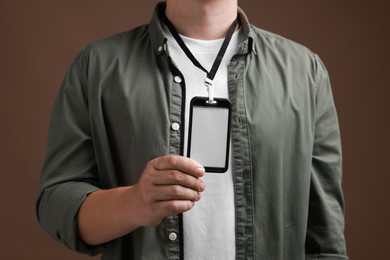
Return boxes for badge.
[187,97,231,173]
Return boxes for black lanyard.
[163,13,239,103]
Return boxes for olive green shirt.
[36,2,347,259]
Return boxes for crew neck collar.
[163,25,245,53]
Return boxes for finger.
[156,200,195,216]
[151,155,205,178]
[151,184,201,202]
[152,170,205,192]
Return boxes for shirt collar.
[148,2,167,55]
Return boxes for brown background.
[0,0,389,259]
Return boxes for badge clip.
[204,78,217,104]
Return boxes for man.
[36,0,348,259]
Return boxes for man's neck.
[165,0,238,40]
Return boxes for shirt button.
[157,46,163,52]
[168,232,177,241]
[171,122,180,131]
[174,76,182,83]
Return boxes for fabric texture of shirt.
[36,2,348,260]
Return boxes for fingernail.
[196,167,205,177]
[199,180,206,192]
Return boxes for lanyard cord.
[163,13,239,82]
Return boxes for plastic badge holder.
[187,97,231,173]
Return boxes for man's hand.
[78,155,204,245]
[127,155,206,227]
[78,155,205,246]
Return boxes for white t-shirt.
[164,26,245,260]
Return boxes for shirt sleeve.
[35,49,107,255]
[305,55,348,259]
